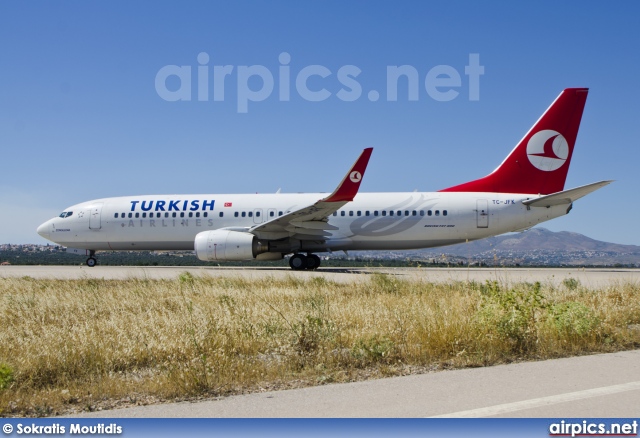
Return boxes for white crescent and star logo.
[349,171,362,183]
[526,129,569,172]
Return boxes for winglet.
[322,148,373,203]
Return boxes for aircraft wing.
[249,148,373,239]
[522,180,613,208]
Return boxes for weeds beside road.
[1,273,639,417]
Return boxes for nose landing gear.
[289,253,322,270]
[86,250,97,267]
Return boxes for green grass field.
[1,274,639,416]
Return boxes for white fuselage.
[37,191,568,253]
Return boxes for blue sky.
[2,1,639,245]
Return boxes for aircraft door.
[89,203,103,230]
[476,199,489,228]
[253,209,263,224]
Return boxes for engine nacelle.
[194,230,270,261]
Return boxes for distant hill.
[346,228,640,267]
[428,227,639,254]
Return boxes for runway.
[2,265,639,287]
[74,349,640,417]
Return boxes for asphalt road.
[74,349,640,418]
[2,265,640,287]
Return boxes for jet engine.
[194,230,276,261]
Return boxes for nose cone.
[37,220,52,239]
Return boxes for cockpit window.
[58,211,73,218]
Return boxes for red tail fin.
[440,88,589,195]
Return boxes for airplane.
[37,88,612,270]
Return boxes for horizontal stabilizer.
[522,180,613,208]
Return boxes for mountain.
[432,228,639,254]
[346,228,640,266]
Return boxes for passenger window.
[428,210,432,216]
[412,211,417,216]
[365,211,370,216]
[270,211,274,217]
[333,212,337,216]
[164,212,169,218]
[256,211,260,217]
[397,211,402,216]
[435,210,440,216]
[128,213,133,218]
[172,212,177,218]
[420,211,425,216]
[443,210,447,216]
[219,212,224,217]
[374,211,379,216]
[279,211,283,216]
[357,211,361,216]
[382,211,387,216]
[349,211,353,216]
[389,211,394,216]
[241,212,246,217]
[204,212,208,218]
[114,213,118,218]
[341,211,345,216]
[405,211,409,216]
[196,212,200,218]
[180,212,185,218]
[234,212,239,217]
[248,212,253,217]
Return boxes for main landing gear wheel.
[289,253,308,270]
[306,254,321,270]
[289,253,322,270]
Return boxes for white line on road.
[430,381,640,418]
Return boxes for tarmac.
[74,349,640,418]
[2,265,639,288]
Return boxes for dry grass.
[1,273,639,417]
